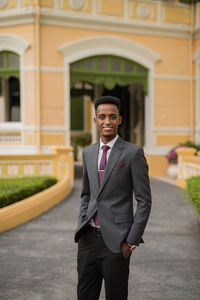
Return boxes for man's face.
[94,103,122,142]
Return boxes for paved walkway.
[0,167,200,300]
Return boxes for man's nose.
[104,117,111,124]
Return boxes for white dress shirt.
[98,135,119,170]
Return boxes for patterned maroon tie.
[93,145,110,226]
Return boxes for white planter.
[167,164,178,179]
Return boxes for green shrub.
[186,176,200,216]
[0,176,57,208]
[72,132,92,147]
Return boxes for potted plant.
[165,146,182,179]
[165,141,200,179]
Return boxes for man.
[74,96,152,300]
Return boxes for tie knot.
[102,145,110,153]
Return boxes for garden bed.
[0,176,57,209]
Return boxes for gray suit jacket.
[74,137,152,253]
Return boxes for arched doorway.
[70,55,148,146]
[59,35,161,148]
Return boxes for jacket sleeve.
[126,148,152,246]
[77,150,90,228]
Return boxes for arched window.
[0,51,20,122]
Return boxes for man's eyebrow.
[99,113,117,116]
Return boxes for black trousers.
[77,226,130,300]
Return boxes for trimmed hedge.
[0,176,57,209]
[186,176,200,216]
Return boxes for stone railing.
[0,146,74,182]
[0,146,74,233]
[176,147,200,188]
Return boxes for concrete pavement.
[0,166,200,300]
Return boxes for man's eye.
[110,115,117,120]
[99,115,105,120]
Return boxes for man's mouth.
[103,127,113,131]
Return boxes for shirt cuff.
[127,243,137,250]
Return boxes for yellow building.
[0,0,199,176]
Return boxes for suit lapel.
[97,137,124,197]
[90,142,99,192]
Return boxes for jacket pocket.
[114,213,133,224]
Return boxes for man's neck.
[100,135,118,145]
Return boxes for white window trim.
[0,34,30,146]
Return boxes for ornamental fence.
[0,146,74,182]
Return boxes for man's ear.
[93,117,97,125]
[119,116,122,125]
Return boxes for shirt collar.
[99,135,119,150]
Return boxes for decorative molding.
[92,0,96,15]
[158,1,162,23]
[0,146,37,155]
[193,48,200,62]
[0,34,30,55]
[69,0,84,10]
[41,125,66,131]
[40,9,190,39]
[0,4,196,38]
[23,66,65,72]
[0,0,9,9]
[137,4,150,19]
[0,6,192,38]
[0,7,36,27]
[194,27,200,39]
[0,124,67,131]
[153,127,190,133]
[23,125,36,130]
[195,3,200,27]
[154,74,191,81]
[124,0,128,20]
[40,66,65,72]
[41,146,52,154]
[59,35,161,69]
[144,145,172,156]
[23,66,36,72]
[0,122,23,129]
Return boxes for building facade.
[0,0,199,176]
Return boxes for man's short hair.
[94,96,121,113]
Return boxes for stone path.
[0,167,200,300]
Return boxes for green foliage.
[72,132,92,147]
[179,0,200,3]
[0,176,57,208]
[183,140,200,152]
[186,176,200,216]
